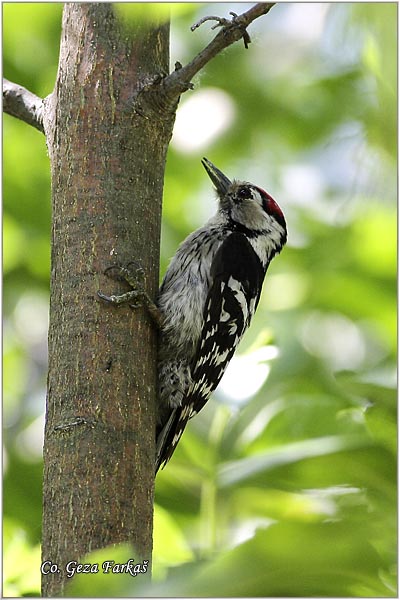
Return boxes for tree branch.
[162,3,275,101]
[3,78,44,133]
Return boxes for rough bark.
[41,4,175,596]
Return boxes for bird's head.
[202,157,287,248]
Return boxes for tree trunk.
[41,4,175,596]
[1,3,272,595]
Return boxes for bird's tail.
[155,406,190,473]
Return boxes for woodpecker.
[155,158,287,471]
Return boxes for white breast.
[159,224,226,354]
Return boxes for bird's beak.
[202,157,231,196]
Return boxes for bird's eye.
[238,187,251,199]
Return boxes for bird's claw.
[98,262,164,329]
[98,262,146,309]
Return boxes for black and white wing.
[156,232,265,471]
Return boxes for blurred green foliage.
[3,3,396,597]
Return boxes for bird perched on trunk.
[98,158,287,472]
[155,158,287,471]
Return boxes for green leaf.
[66,544,149,598]
[149,523,393,597]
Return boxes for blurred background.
[3,3,396,597]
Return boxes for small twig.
[191,12,252,48]
[160,3,275,103]
[3,78,45,133]
[190,15,231,31]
